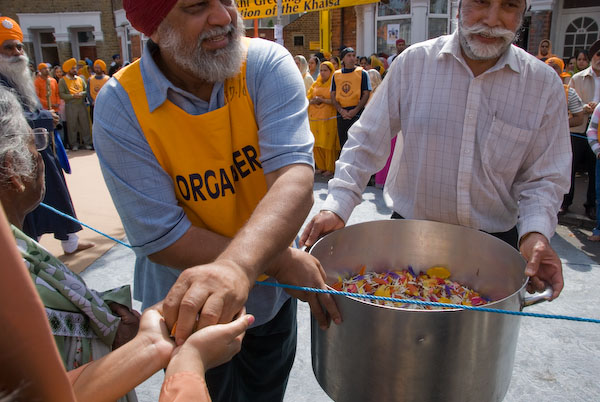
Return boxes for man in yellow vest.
[59,58,92,150]
[93,0,341,400]
[87,59,109,123]
[331,47,371,148]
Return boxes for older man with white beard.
[0,16,95,256]
[301,0,571,300]
[93,0,341,400]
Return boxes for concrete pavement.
[80,177,600,402]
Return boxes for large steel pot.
[309,219,550,402]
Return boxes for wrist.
[137,332,174,370]
[519,231,546,249]
[264,247,292,279]
[165,344,206,380]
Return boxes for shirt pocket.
[481,116,533,176]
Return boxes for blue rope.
[255,281,600,324]
[39,202,133,249]
[38,202,600,324]
[571,133,590,140]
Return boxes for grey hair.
[367,69,382,92]
[294,55,309,76]
[0,87,35,185]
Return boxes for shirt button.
[465,149,470,154]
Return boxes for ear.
[2,153,25,192]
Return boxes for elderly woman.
[307,61,339,177]
[0,88,139,400]
[294,55,314,94]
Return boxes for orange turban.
[0,17,23,44]
[545,57,564,72]
[93,59,106,73]
[545,57,571,78]
[62,58,77,73]
[37,63,48,71]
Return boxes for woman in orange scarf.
[307,61,339,177]
[536,39,556,62]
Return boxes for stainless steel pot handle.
[522,286,553,307]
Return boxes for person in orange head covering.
[87,59,109,123]
[59,57,93,150]
[34,62,61,110]
[307,61,339,177]
[77,59,90,80]
[536,39,556,62]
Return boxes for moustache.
[199,24,236,42]
[0,54,29,64]
[461,23,515,42]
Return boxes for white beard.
[458,13,518,61]
[157,13,245,83]
[0,53,40,111]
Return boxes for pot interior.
[310,219,527,306]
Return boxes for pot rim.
[324,268,529,313]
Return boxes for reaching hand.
[109,302,141,349]
[136,306,176,369]
[162,260,253,345]
[268,248,342,329]
[519,232,564,300]
[166,311,254,378]
[299,210,345,248]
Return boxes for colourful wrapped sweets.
[331,265,490,309]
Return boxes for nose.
[207,0,233,27]
[481,2,502,27]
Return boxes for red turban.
[123,0,179,37]
[396,39,405,45]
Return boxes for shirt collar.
[139,40,208,113]
[439,30,521,76]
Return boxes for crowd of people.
[535,39,600,241]
[1,0,600,399]
[295,37,406,184]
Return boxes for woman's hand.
[165,312,254,379]
[136,305,177,369]
[109,302,141,349]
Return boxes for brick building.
[2,0,124,68]
[283,12,320,59]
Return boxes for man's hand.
[50,110,60,127]
[519,232,564,300]
[583,102,598,114]
[109,302,141,349]
[267,248,341,329]
[162,260,253,345]
[299,210,345,248]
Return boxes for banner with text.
[237,0,379,19]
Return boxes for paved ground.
[80,176,600,401]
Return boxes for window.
[376,19,411,55]
[72,28,97,61]
[378,0,410,16]
[38,31,59,66]
[563,17,599,58]
[428,0,450,39]
[294,35,304,46]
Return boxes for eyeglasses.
[32,128,50,151]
